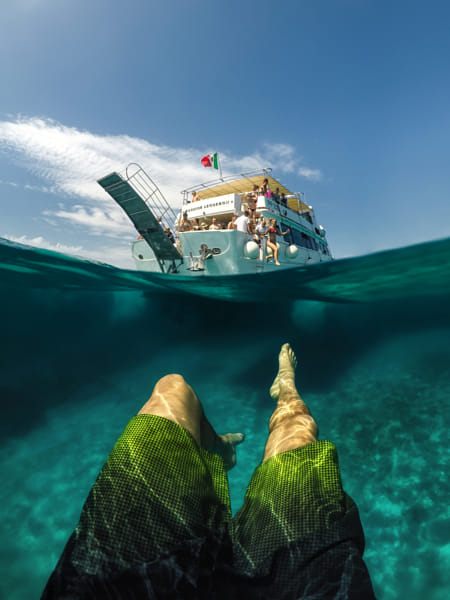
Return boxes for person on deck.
[164,226,175,244]
[178,212,192,232]
[227,214,238,230]
[209,217,222,230]
[42,343,375,600]
[265,218,290,265]
[259,177,269,196]
[246,185,258,218]
[235,210,251,234]
[256,217,268,243]
[273,188,281,203]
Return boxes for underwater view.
[1,236,449,599]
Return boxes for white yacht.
[98,164,332,277]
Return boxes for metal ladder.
[98,164,182,273]
[124,163,178,232]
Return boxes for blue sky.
[1,0,449,267]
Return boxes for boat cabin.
[178,170,331,258]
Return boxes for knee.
[158,373,187,388]
[152,373,198,405]
[269,404,317,436]
[140,373,201,417]
[153,373,192,397]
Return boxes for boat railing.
[256,196,315,229]
[124,163,179,233]
[181,167,273,203]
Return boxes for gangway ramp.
[98,164,182,273]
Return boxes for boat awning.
[186,173,309,212]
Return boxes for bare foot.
[269,343,298,400]
[215,432,245,470]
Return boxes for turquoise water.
[1,236,449,599]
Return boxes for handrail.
[123,163,179,234]
[181,168,272,195]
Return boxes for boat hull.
[132,230,331,276]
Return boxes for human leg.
[232,345,374,598]
[263,343,318,460]
[201,415,245,470]
[138,373,203,442]
[43,374,243,599]
[273,244,280,265]
[266,240,276,262]
[266,240,281,265]
[139,373,244,469]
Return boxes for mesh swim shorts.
[42,414,375,599]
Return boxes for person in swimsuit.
[265,218,290,265]
[259,177,269,195]
[42,344,375,600]
[246,185,259,218]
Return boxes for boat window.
[300,232,313,249]
[280,223,293,244]
[292,230,305,247]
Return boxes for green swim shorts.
[42,414,375,599]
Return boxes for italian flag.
[201,152,218,169]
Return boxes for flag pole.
[217,152,223,179]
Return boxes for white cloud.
[261,143,298,173]
[0,115,323,241]
[42,205,131,237]
[298,166,322,181]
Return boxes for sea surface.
[1,236,449,600]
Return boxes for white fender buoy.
[286,244,299,258]
[244,240,260,259]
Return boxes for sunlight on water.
[0,237,449,599]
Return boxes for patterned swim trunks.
[42,415,375,599]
